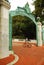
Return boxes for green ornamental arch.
[9,3,37,50]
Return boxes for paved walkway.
[0,54,15,65]
[12,42,44,65]
[0,51,19,65]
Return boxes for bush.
[13,35,25,39]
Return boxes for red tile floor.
[13,42,44,65]
[0,54,15,65]
[0,42,44,65]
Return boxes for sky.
[9,0,35,12]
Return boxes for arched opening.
[9,3,37,50]
[12,15,36,40]
[9,13,37,50]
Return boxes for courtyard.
[13,41,44,65]
[0,41,44,65]
[0,0,44,65]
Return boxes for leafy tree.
[33,0,44,23]
[12,15,36,39]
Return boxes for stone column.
[0,0,10,59]
[42,25,44,43]
[37,22,42,46]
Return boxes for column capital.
[0,0,11,9]
[37,22,42,26]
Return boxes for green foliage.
[12,15,36,39]
[33,0,44,22]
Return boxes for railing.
[12,39,37,43]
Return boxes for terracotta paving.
[12,42,44,65]
[0,54,15,65]
[0,42,44,65]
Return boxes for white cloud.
[9,0,35,12]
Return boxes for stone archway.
[9,3,42,50]
[0,1,43,59]
[0,0,44,59]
